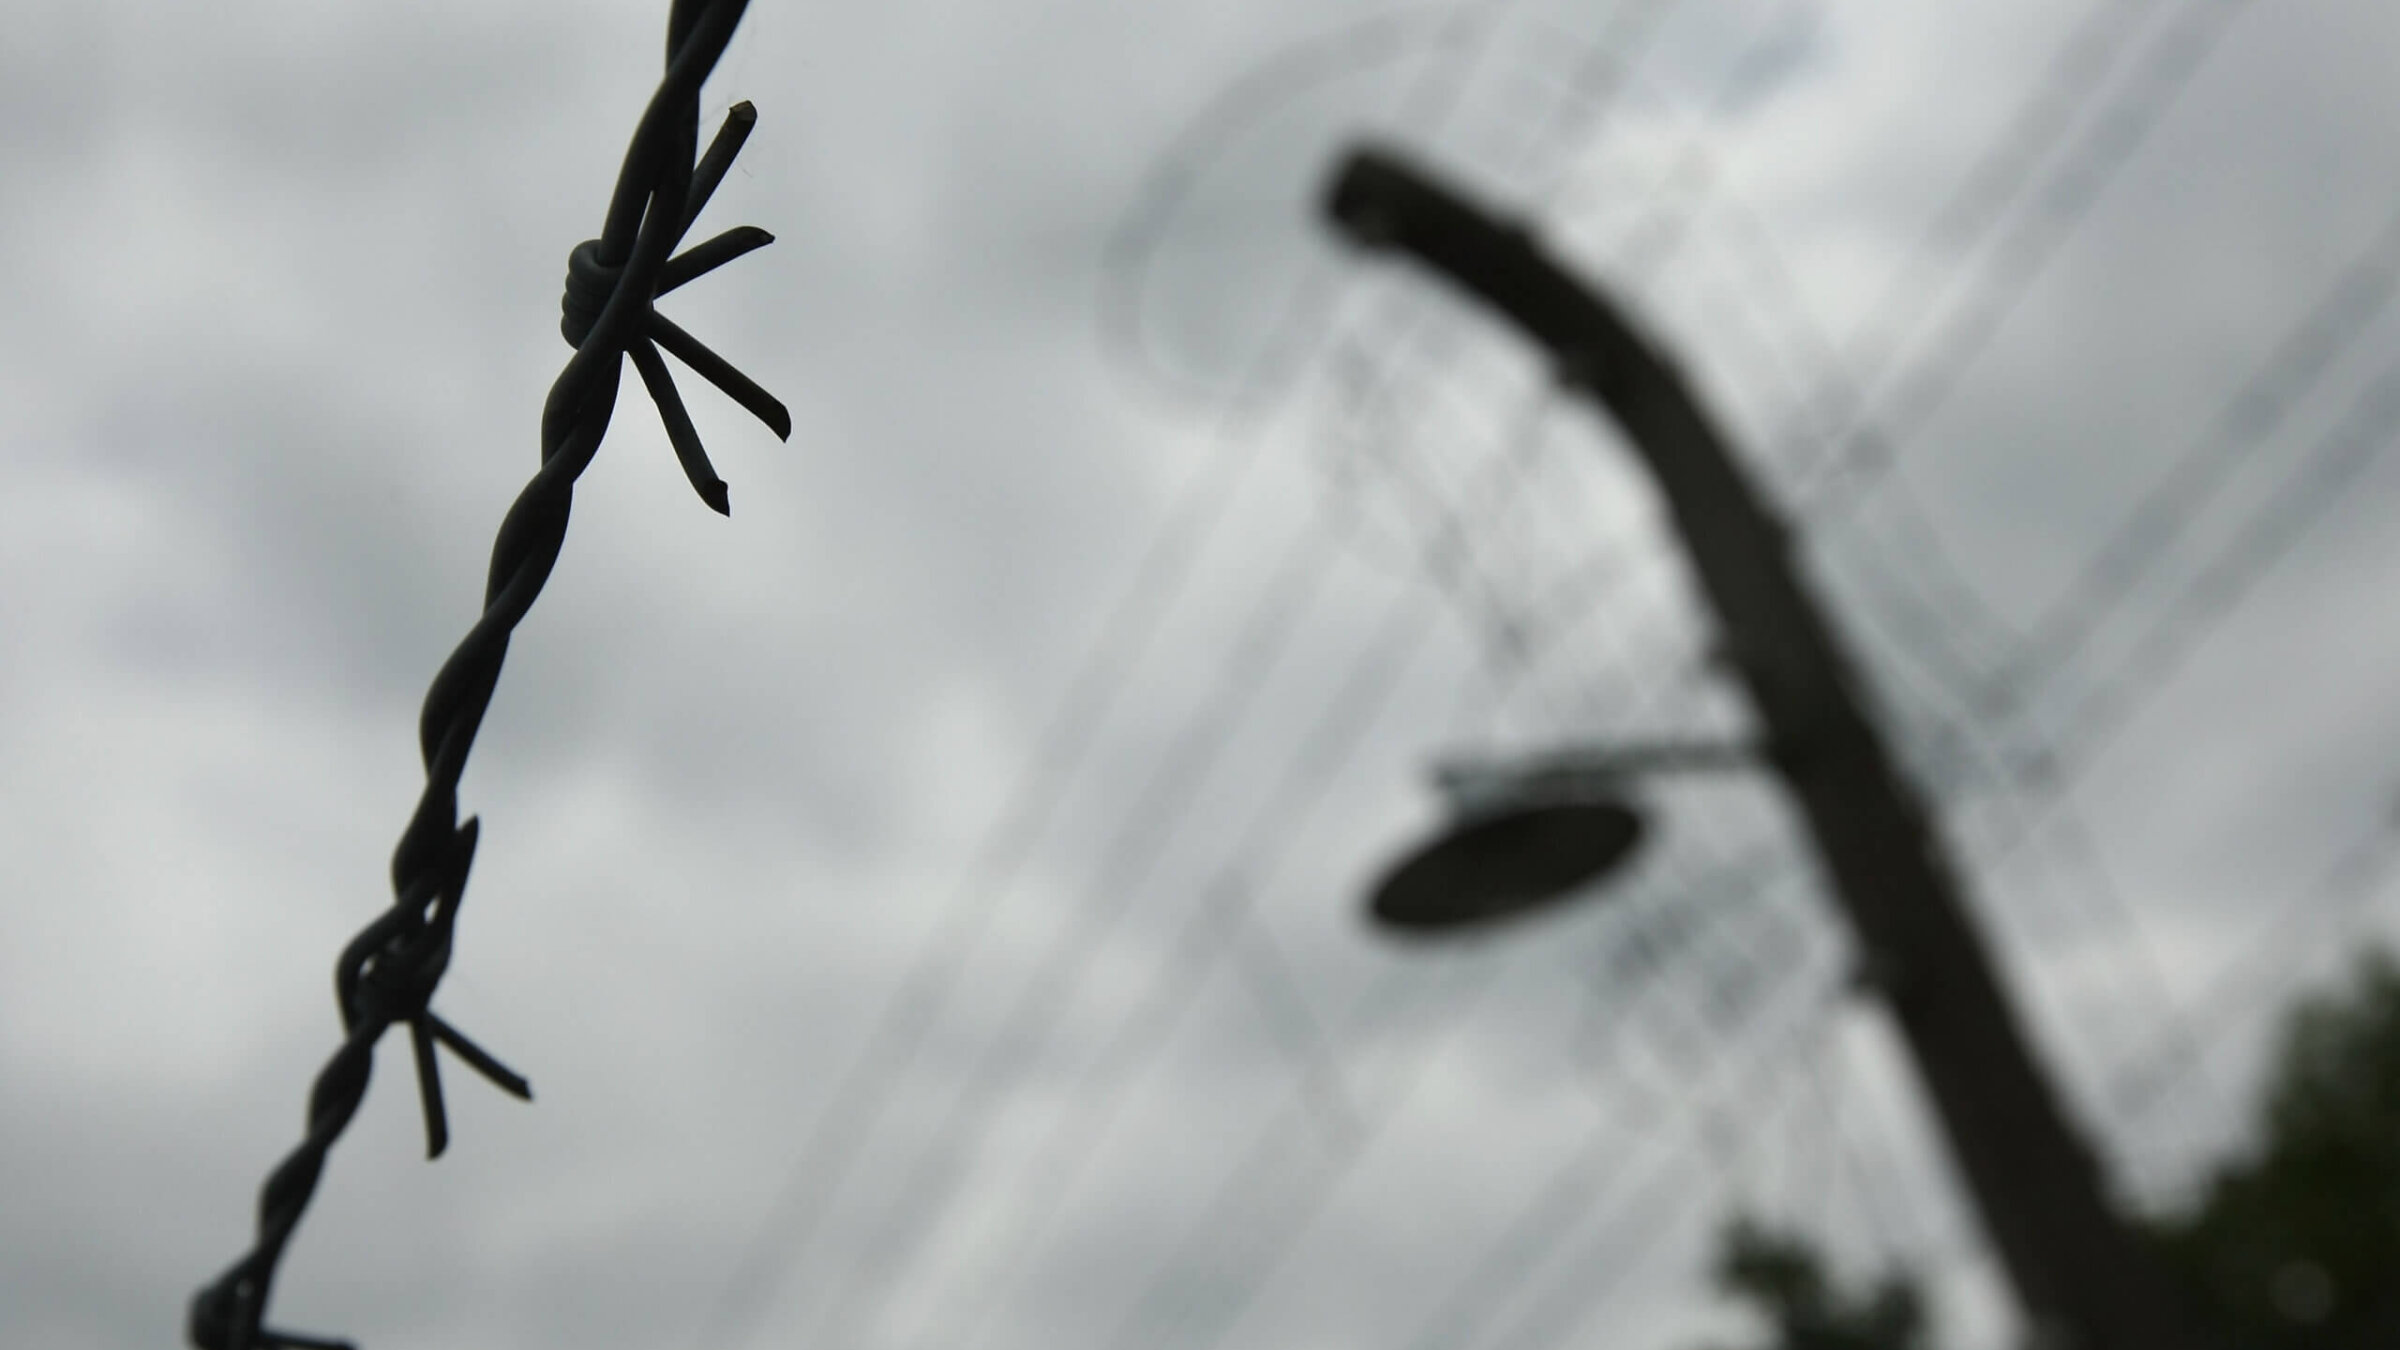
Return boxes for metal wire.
[187,4,783,1346]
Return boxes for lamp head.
[1366,798,1646,938]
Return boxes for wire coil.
[187,3,782,1346]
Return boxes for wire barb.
[561,98,790,515]
[187,3,773,1345]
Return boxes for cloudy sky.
[7,1,2400,1347]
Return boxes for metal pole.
[1430,739,1756,809]
[1322,143,2204,1350]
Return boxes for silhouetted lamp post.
[1324,142,2207,1350]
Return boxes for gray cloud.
[6,2,2400,1350]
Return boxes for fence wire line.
[1792,0,2254,507]
[1319,3,2195,1101]
[1107,847,1808,1350]
[921,382,1752,1350]
[690,8,1645,1346]
[1291,1,2358,1338]
[1257,4,2223,1329]
[1524,0,2227,743]
[864,11,1730,1343]
[1510,0,2330,1112]
[1099,0,1514,416]
[1988,205,2400,721]
[188,3,783,1346]
[1395,971,1846,1350]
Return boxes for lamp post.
[1326,143,2204,1350]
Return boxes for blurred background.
[4,0,2398,1346]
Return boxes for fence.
[186,3,783,1345]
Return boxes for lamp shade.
[1367,799,1645,936]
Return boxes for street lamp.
[1321,140,2210,1350]
[1366,742,1754,936]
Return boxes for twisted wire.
[1991,202,2400,720]
[188,4,784,1346]
[1791,0,2254,506]
[695,13,1600,1345]
[1390,968,1844,1350]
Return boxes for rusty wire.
[187,3,784,1346]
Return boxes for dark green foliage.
[1688,950,2400,1350]
[2149,951,2400,1349]
[1693,1217,1926,1350]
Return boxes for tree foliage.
[2148,950,2400,1348]
[1692,1217,1925,1350]
[1687,950,2400,1350]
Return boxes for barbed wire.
[2105,789,2400,1126]
[1979,201,2400,728]
[1106,0,2380,1341]
[1791,0,2256,506]
[1394,968,1846,1350]
[1230,4,2253,1336]
[1099,847,1810,1350]
[910,383,1745,1350]
[688,12,1648,1346]
[1289,0,2186,1087]
[186,4,783,1346]
[841,12,1749,1342]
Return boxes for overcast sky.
[7,2,2400,1348]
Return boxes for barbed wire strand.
[1276,0,2227,1325]
[1267,4,2257,1238]
[1397,971,1845,1350]
[1324,5,2352,1335]
[817,528,1459,1350]
[1487,0,2242,1082]
[2107,788,2400,1126]
[1987,201,2400,721]
[684,278,1356,1350]
[2044,359,2400,763]
[840,0,2227,1335]
[1855,793,2400,1304]
[984,284,1812,1350]
[758,9,1704,1344]
[1496,0,2160,735]
[1903,281,2400,817]
[1821,194,2400,1134]
[1794,0,2255,505]
[790,280,1583,1350]
[866,15,1765,1344]
[186,3,784,1347]
[1099,1,1512,414]
[1111,845,1805,1350]
[1806,0,2171,446]
[1506,0,2062,698]
[1382,58,2191,1115]
[1423,23,2022,770]
[1803,348,2400,1221]
[922,389,1734,1350]
[1593,0,2226,738]
[1032,835,1785,1350]
[1058,387,1782,1344]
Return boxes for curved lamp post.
[1323,142,2207,1350]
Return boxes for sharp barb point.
[427,1014,533,1100]
[650,312,789,440]
[410,1019,450,1160]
